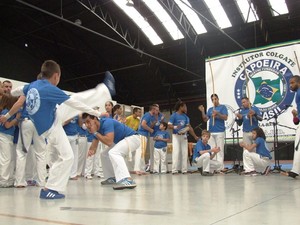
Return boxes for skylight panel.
[174,0,207,34]
[268,0,289,16]
[113,0,163,45]
[235,0,258,23]
[203,0,232,29]
[142,0,184,40]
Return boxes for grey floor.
[0,171,300,225]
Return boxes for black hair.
[160,121,168,130]
[252,127,266,140]
[82,113,96,120]
[174,100,186,111]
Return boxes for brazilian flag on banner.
[252,77,281,104]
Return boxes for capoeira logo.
[26,88,41,115]
[234,56,295,120]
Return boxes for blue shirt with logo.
[255,137,272,159]
[150,113,165,137]
[137,112,155,137]
[154,130,170,148]
[207,105,228,132]
[98,117,135,144]
[239,105,262,132]
[23,79,70,135]
[193,140,211,161]
[169,112,190,134]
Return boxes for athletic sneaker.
[27,180,37,186]
[85,175,93,180]
[202,172,214,176]
[113,178,137,190]
[40,189,65,199]
[103,71,116,96]
[101,177,116,185]
[261,166,271,176]
[288,171,299,179]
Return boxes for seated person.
[193,130,222,176]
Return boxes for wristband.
[4,112,11,120]
[93,132,99,137]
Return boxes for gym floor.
[0,163,299,225]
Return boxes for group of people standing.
[1,60,300,199]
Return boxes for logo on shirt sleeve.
[26,88,41,115]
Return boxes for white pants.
[0,133,14,187]
[196,153,222,173]
[85,142,99,177]
[77,136,87,176]
[172,134,188,173]
[25,145,37,181]
[153,147,167,173]
[44,82,111,191]
[68,135,79,179]
[148,136,155,171]
[93,143,103,177]
[108,135,140,182]
[14,119,47,187]
[56,83,111,123]
[243,150,271,173]
[292,126,300,174]
[134,135,147,172]
[243,131,255,151]
[208,132,225,170]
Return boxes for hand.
[239,142,244,148]
[292,109,298,117]
[212,110,219,117]
[198,105,205,112]
[149,128,154,134]
[0,115,7,124]
[212,147,220,153]
[88,148,96,157]
[248,109,255,116]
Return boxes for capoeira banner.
[205,40,300,142]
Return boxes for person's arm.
[213,110,228,121]
[4,112,21,128]
[0,95,25,123]
[249,108,263,121]
[187,125,199,141]
[10,86,25,97]
[93,132,114,147]
[141,119,154,134]
[198,105,209,122]
[87,139,99,157]
[64,97,101,117]
[239,142,257,151]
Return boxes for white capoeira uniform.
[98,118,140,182]
[14,114,47,187]
[22,80,111,192]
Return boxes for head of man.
[210,94,219,107]
[175,100,187,114]
[289,75,300,92]
[201,130,211,144]
[241,97,251,109]
[2,80,12,94]
[82,113,100,133]
[40,60,61,86]
[133,107,142,118]
[149,104,159,116]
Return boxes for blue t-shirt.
[169,112,190,134]
[137,112,155,137]
[0,109,16,136]
[98,118,135,144]
[154,130,170,148]
[87,132,95,142]
[255,137,272,159]
[77,125,87,136]
[239,105,262,132]
[193,140,211,161]
[207,105,228,132]
[23,79,70,135]
[63,116,79,136]
[150,113,165,137]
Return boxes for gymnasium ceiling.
[1,0,300,108]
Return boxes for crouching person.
[193,130,222,176]
[82,113,140,190]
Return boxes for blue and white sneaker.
[103,71,116,96]
[40,189,65,199]
[101,177,116,185]
[113,178,137,190]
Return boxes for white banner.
[205,40,300,142]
